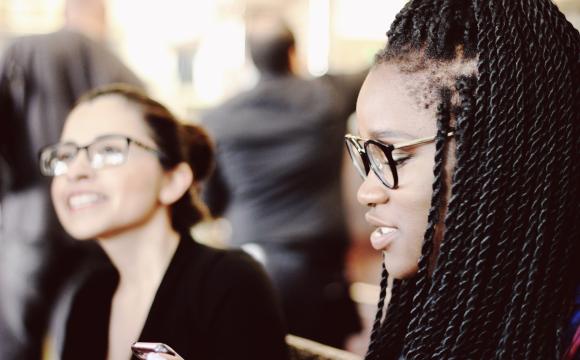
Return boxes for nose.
[357,171,389,207]
[65,149,95,181]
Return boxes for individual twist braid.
[404,88,453,359]
[364,260,389,360]
[401,86,458,357]
[522,4,575,357]
[539,17,580,357]
[375,279,416,360]
[405,3,483,356]
[494,2,548,356]
[426,5,494,356]
[432,75,478,359]
[508,0,563,355]
[449,1,517,356]
[470,1,530,356]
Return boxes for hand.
[145,353,184,360]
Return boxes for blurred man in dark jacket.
[202,15,366,348]
[0,11,142,358]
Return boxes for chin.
[65,229,99,241]
[60,221,104,240]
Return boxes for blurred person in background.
[0,0,142,358]
[202,14,365,348]
[40,84,288,360]
[346,0,579,359]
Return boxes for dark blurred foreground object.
[0,29,142,360]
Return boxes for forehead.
[356,63,438,140]
[61,95,150,143]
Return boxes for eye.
[392,151,412,166]
[93,140,126,157]
[101,145,123,154]
[55,148,76,162]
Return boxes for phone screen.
[131,342,176,359]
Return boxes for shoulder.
[184,242,278,317]
[180,240,266,283]
[200,90,255,125]
[182,243,289,359]
[197,244,269,288]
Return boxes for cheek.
[397,156,436,224]
[50,178,67,220]
[396,158,434,245]
[112,166,163,214]
[390,156,435,274]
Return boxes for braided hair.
[366,1,580,359]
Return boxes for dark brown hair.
[245,14,295,75]
[77,83,214,235]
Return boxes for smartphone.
[131,342,177,359]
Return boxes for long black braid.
[365,0,580,359]
[403,88,455,359]
[365,260,389,360]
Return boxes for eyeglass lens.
[366,143,395,187]
[41,136,129,176]
[345,140,367,179]
[345,140,396,188]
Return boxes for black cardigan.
[53,237,289,360]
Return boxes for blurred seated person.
[39,84,289,360]
[201,14,366,348]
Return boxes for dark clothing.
[0,29,142,359]
[261,232,361,347]
[50,237,289,360]
[202,71,366,346]
[203,73,364,247]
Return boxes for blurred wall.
[1,0,577,120]
[0,0,394,118]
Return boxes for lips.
[370,226,398,250]
[67,192,106,211]
[365,213,398,251]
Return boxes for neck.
[97,209,180,289]
[260,69,292,81]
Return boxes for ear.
[288,45,298,74]
[159,162,194,205]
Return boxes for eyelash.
[393,154,412,166]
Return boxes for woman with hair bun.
[40,84,289,360]
[346,0,579,359]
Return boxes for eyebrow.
[367,129,416,141]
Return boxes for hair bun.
[180,123,215,182]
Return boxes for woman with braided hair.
[345,0,579,359]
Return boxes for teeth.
[378,227,397,235]
[68,193,103,209]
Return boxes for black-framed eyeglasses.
[39,134,163,177]
[344,132,454,189]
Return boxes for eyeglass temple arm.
[392,131,454,149]
[128,138,162,155]
[345,134,363,141]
